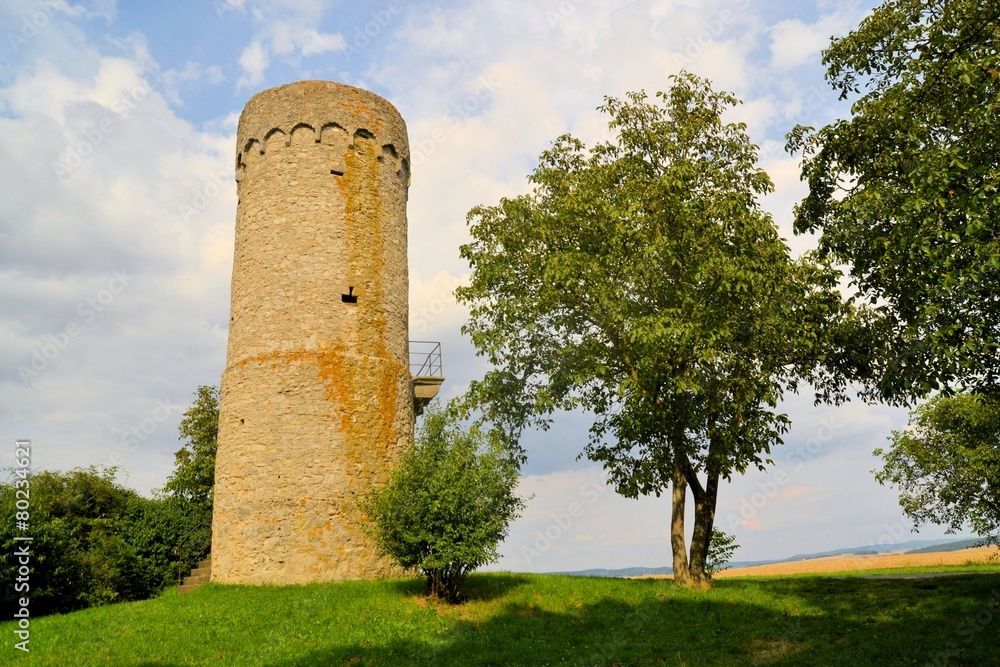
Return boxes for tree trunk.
[688,467,720,589]
[670,458,692,586]
[426,567,467,604]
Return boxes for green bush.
[706,529,739,576]
[0,386,218,617]
[123,494,212,591]
[0,467,209,617]
[361,403,526,603]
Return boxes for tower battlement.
[234,80,410,186]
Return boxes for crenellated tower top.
[235,80,410,187]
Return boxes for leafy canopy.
[162,385,219,507]
[788,0,1000,401]
[875,392,1000,543]
[458,73,854,498]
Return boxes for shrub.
[361,403,526,603]
[123,494,212,590]
[706,529,739,576]
[0,385,219,617]
[0,467,209,617]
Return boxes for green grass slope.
[2,571,999,666]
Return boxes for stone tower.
[211,80,412,584]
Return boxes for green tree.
[361,402,526,603]
[706,529,739,576]
[163,385,219,507]
[158,385,218,575]
[875,392,1000,544]
[456,73,856,587]
[0,467,190,616]
[788,0,1000,402]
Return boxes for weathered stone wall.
[211,80,412,584]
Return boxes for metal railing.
[409,340,443,377]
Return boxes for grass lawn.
[2,569,999,666]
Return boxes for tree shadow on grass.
[269,573,1000,667]
[393,572,531,604]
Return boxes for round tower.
[211,80,412,584]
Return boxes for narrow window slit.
[330,169,344,176]
[342,287,358,304]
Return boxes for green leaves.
[458,72,854,495]
[791,0,1000,402]
[0,468,203,616]
[162,385,219,507]
[706,529,740,575]
[360,402,526,603]
[877,392,1000,541]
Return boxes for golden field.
[716,545,1000,577]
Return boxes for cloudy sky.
[0,0,974,572]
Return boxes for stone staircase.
[179,554,211,594]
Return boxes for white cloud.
[268,22,345,57]
[409,271,468,338]
[768,5,862,71]
[159,61,225,106]
[237,40,269,87]
[0,14,235,494]
[297,28,345,56]
[232,1,345,87]
[217,0,248,11]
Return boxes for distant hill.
[906,537,993,554]
[549,537,981,578]
[781,538,961,562]
[551,566,673,578]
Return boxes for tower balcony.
[409,340,444,416]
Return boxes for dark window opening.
[342,287,358,304]
[330,168,344,176]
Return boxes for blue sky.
[0,0,975,572]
